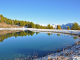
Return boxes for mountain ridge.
[52,22,73,29]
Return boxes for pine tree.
[30,22,34,28]
[14,20,18,25]
[67,26,70,30]
[57,25,61,29]
[71,23,79,30]
[40,25,43,29]
[27,21,30,27]
[50,26,54,29]
[37,24,40,29]
[47,24,51,29]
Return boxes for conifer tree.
[30,22,34,28]
[40,25,43,29]
[71,23,79,30]
[50,26,54,29]
[67,26,70,30]
[57,25,61,29]
[47,24,51,29]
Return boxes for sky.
[0,0,80,25]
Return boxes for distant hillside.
[52,23,73,29]
[61,23,73,29]
[0,23,23,28]
[52,24,58,28]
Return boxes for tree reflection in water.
[0,30,79,42]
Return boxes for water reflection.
[0,30,36,42]
[73,36,78,39]
[0,30,79,60]
[0,30,79,42]
[57,34,60,36]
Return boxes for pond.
[0,30,79,60]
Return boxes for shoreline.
[35,43,80,60]
[0,28,80,35]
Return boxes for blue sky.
[0,0,80,25]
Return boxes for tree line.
[0,15,54,29]
[0,15,80,30]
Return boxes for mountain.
[52,22,73,29]
[52,24,58,28]
[61,22,73,29]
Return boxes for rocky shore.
[35,42,80,60]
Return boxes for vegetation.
[67,26,70,30]
[57,25,61,29]
[0,15,80,30]
[47,24,54,29]
[0,23,22,28]
[71,23,80,30]
[0,15,54,29]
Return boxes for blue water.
[0,31,78,60]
